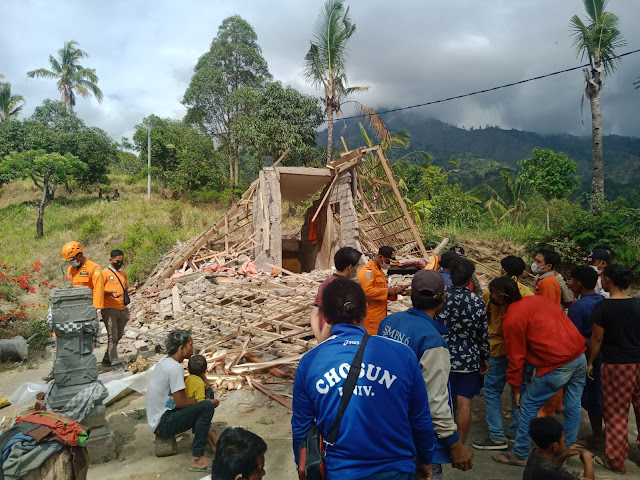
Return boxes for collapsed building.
[122,144,432,393]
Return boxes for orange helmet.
[61,241,83,261]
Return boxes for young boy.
[524,417,594,480]
[185,354,220,452]
[210,426,267,480]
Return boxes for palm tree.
[27,41,103,109]
[570,0,625,210]
[303,0,369,164]
[0,83,25,122]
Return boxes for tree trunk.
[37,180,48,238]
[326,108,334,165]
[545,199,550,232]
[589,90,604,211]
[234,140,239,187]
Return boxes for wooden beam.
[311,174,339,223]
[271,148,290,169]
[376,149,427,258]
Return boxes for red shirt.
[503,296,586,392]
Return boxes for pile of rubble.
[115,267,414,381]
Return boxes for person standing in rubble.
[61,241,104,310]
[357,246,405,335]
[101,249,135,369]
[311,246,363,343]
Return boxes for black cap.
[378,246,395,260]
[450,245,465,257]
[587,249,610,263]
[412,270,445,298]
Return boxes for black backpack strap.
[324,334,370,446]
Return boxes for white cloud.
[1,0,638,142]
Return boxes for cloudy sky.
[2,0,639,143]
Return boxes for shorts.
[449,371,481,399]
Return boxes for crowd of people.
[295,244,639,479]
[62,236,638,479]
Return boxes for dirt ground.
[1,346,639,479]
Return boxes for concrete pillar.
[252,169,282,271]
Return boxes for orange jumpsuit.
[535,273,563,417]
[357,260,396,335]
[67,258,104,309]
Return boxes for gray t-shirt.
[523,450,580,480]
[146,356,186,431]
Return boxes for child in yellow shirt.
[185,354,219,452]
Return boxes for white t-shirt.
[146,356,186,432]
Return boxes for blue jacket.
[292,323,434,479]
[379,308,460,465]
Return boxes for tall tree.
[570,0,625,211]
[183,16,271,188]
[232,81,323,168]
[0,83,26,122]
[1,150,86,237]
[303,0,369,164]
[27,41,103,109]
[518,149,578,231]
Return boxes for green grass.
[0,175,227,286]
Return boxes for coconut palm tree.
[570,0,625,211]
[27,41,103,109]
[0,83,26,122]
[303,0,369,164]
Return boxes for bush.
[430,184,484,228]
[118,222,176,282]
[527,202,640,274]
[78,216,104,243]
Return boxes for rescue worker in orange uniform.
[357,246,406,335]
[61,241,104,310]
[102,249,135,369]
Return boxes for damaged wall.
[252,169,282,271]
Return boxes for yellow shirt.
[102,268,128,310]
[184,375,206,402]
[483,281,534,357]
[67,258,104,309]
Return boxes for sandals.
[188,462,212,472]
[492,451,526,466]
[594,455,625,474]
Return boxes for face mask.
[112,262,123,270]
[69,259,80,267]
[531,263,542,274]
[590,264,602,275]
[381,263,390,270]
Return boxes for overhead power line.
[336,48,640,121]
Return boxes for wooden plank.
[311,174,339,223]
[376,149,427,258]
[271,148,290,169]
[224,215,229,253]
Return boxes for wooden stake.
[311,174,339,223]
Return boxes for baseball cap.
[378,246,396,260]
[586,249,610,263]
[412,270,445,298]
[450,245,465,257]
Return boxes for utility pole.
[147,122,151,199]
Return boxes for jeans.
[156,400,214,457]
[512,354,587,459]
[483,355,526,441]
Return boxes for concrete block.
[155,435,178,457]
[86,424,117,463]
[81,403,106,429]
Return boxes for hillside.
[320,115,640,198]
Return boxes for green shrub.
[78,216,104,243]
[527,202,640,274]
[118,222,175,282]
[430,184,484,228]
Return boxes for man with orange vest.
[102,249,134,369]
[357,246,406,335]
[61,241,104,310]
